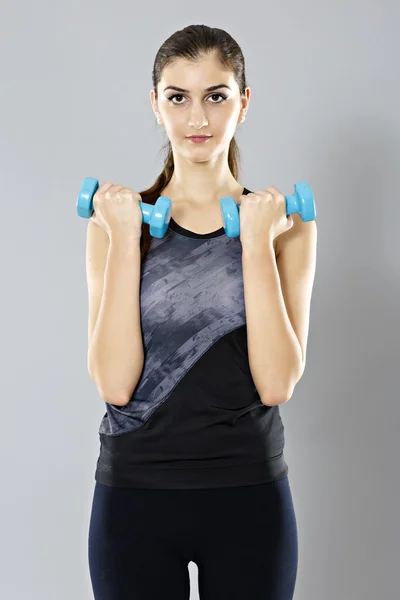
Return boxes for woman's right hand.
[90,182,143,240]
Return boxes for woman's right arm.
[87,221,144,406]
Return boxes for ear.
[149,89,160,121]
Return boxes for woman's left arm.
[242,215,317,406]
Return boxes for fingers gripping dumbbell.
[77,177,315,240]
[76,177,172,238]
[220,181,316,238]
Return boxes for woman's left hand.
[238,186,294,252]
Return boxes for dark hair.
[139,24,248,262]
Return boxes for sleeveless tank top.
[94,186,288,489]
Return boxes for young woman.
[87,24,317,600]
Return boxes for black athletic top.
[94,186,289,489]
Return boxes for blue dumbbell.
[76,177,173,239]
[219,181,316,238]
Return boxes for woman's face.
[150,54,250,162]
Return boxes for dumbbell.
[220,181,316,238]
[76,177,173,238]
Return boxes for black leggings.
[88,476,298,599]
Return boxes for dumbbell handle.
[236,182,315,222]
[76,177,173,238]
[220,181,315,238]
[77,186,157,223]
[236,194,300,217]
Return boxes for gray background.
[1,1,399,598]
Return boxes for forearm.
[242,244,303,405]
[88,236,144,404]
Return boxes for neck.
[164,150,241,205]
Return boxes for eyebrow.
[163,84,232,93]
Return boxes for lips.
[187,135,212,144]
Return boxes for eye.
[167,93,227,105]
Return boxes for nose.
[188,102,209,131]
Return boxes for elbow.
[87,355,142,407]
[97,379,132,406]
[88,368,135,407]
[103,391,132,407]
[90,376,131,406]
[98,383,132,406]
[260,392,289,407]
[261,388,293,407]
[260,365,304,407]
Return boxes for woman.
[87,23,317,600]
